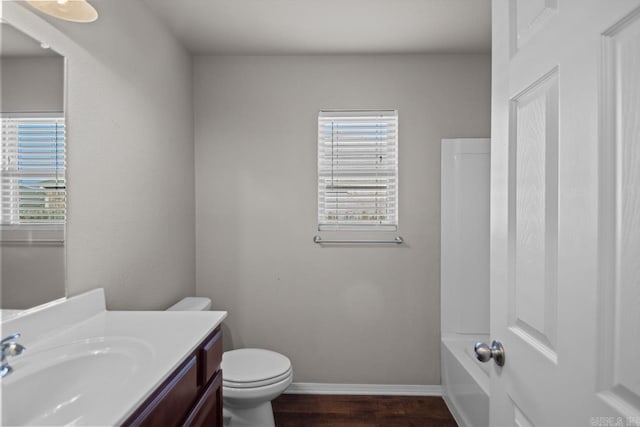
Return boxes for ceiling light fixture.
[26,0,98,23]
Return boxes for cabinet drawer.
[123,356,199,427]
[199,327,222,386]
[182,370,223,427]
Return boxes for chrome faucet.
[1,333,26,378]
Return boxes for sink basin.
[2,336,153,426]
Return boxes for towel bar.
[313,235,404,245]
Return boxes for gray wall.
[194,54,491,384]
[3,0,196,309]
[2,245,65,309]
[62,1,195,309]
[1,56,64,113]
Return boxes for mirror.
[1,22,66,310]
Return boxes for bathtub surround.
[439,138,490,425]
[2,0,196,309]
[194,54,491,385]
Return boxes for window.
[1,117,66,236]
[317,110,398,231]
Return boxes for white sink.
[2,336,153,426]
[0,289,227,425]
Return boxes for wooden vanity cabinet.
[122,327,223,427]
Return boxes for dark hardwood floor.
[272,394,458,427]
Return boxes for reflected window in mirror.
[1,116,66,241]
[1,21,67,310]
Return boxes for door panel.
[491,0,640,425]
[598,6,640,417]
[512,0,558,53]
[509,69,559,361]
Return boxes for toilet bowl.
[167,297,293,427]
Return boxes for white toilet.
[167,297,293,427]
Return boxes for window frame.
[317,109,399,232]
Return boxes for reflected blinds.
[317,110,398,231]
[1,117,66,226]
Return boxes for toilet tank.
[167,297,211,311]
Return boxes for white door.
[489,0,640,426]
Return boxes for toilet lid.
[222,348,292,386]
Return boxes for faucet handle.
[1,332,25,378]
[1,333,21,345]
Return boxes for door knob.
[474,340,505,367]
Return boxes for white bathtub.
[441,333,490,427]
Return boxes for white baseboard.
[284,382,442,396]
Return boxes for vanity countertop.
[0,289,227,426]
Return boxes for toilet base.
[223,401,275,427]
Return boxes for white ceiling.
[142,0,491,55]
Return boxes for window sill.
[318,224,398,232]
[1,226,64,245]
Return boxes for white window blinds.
[1,117,66,227]
[318,110,398,231]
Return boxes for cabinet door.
[183,370,223,427]
[123,356,199,427]
[199,328,223,386]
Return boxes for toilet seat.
[222,348,292,389]
[224,366,292,389]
